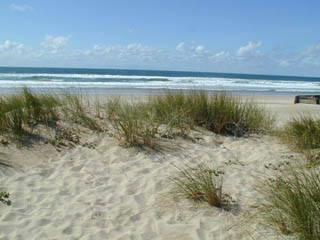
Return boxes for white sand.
[0,95,318,239]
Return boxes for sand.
[0,95,318,240]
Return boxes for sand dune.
[0,95,317,239]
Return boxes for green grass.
[169,162,224,207]
[280,115,320,151]
[61,94,101,131]
[257,167,320,239]
[149,91,195,136]
[150,90,273,136]
[0,95,26,135]
[107,90,274,147]
[23,88,61,124]
[107,99,160,148]
[0,88,61,135]
[0,88,104,139]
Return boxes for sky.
[1,0,320,76]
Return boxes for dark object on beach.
[0,191,11,206]
[294,95,320,105]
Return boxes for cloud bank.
[0,35,320,76]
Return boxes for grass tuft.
[150,90,274,137]
[280,114,320,151]
[169,162,224,207]
[61,94,101,131]
[107,100,160,148]
[257,167,320,239]
[106,90,273,147]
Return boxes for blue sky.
[1,0,320,76]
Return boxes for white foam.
[0,73,320,93]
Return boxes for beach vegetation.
[257,167,320,239]
[0,191,11,206]
[107,100,160,148]
[150,90,273,136]
[0,88,61,136]
[23,88,61,125]
[61,94,101,131]
[278,115,320,163]
[169,162,224,207]
[279,115,320,151]
[106,90,273,147]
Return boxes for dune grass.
[107,98,160,148]
[23,88,61,124]
[107,90,274,147]
[280,115,320,151]
[0,88,61,135]
[61,94,101,131]
[257,167,320,239]
[0,89,273,146]
[169,162,224,207]
[150,90,274,136]
[278,115,320,163]
[0,95,26,135]
[0,88,103,139]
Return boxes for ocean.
[0,66,320,96]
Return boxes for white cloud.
[210,51,231,63]
[237,41,262,56]
[85,43,160,63]
[2,37,320,76]
[301,43,320,57]
[279,60,290,67]
[41,35,72,53]
[10,3,33,12]
[0,40,24,53]
[174,43,212,63]
[176,42,185,51]
[195,45,204,53]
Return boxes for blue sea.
[0,66,320,96]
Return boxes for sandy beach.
[0,94,318,240]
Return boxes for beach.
[0,93,318,240]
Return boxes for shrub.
[258,167,320,239]
[169,162,224,207]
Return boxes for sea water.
[0,66,319,95]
